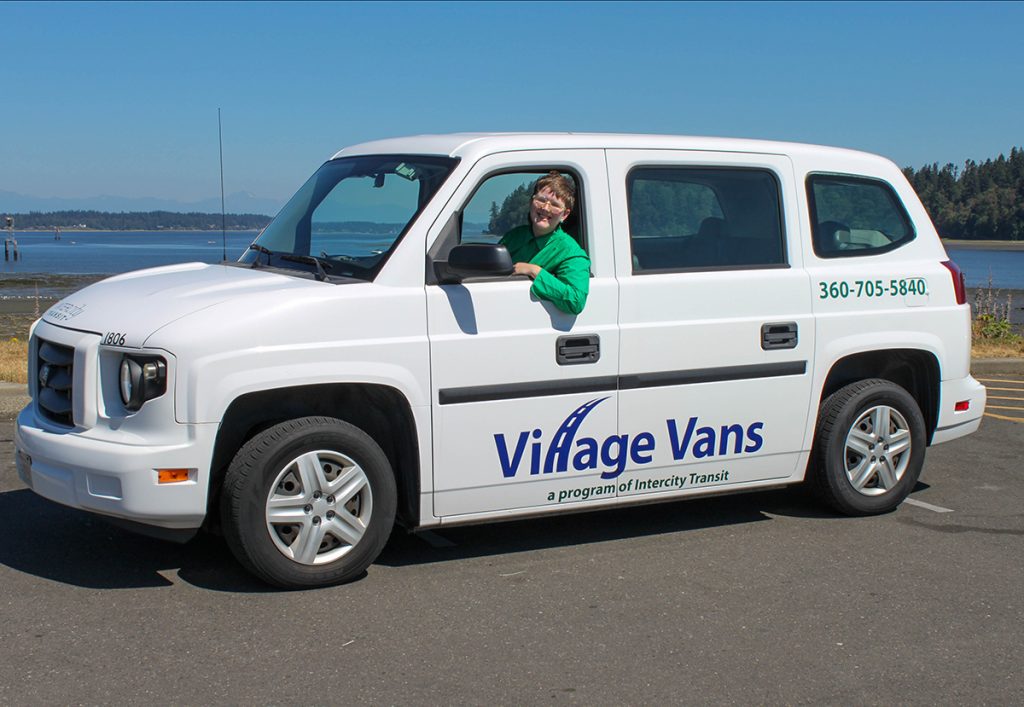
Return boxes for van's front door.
[426,150,620,520]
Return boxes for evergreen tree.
[904,147,1024,240]
[489,184,533,235]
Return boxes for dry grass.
[0,338,29,385]
[971,337,1024,358]
[970,276,1023,356]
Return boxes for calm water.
[1,231,1022,297]
[1,230,256,276]
[945,247,1024,290]
[0,230,257,298]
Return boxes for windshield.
[240,154,458,281]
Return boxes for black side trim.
[439,376,618,406]
[620,361,806,390]
[438,361,807,405]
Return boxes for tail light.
[941,260,967,305]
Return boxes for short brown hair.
[533,171,576,211]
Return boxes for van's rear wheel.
[812,379,925,515]
[221,417,396,588]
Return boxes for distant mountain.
[0,190,283,217]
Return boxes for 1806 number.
[101,331,127,346]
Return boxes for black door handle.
[761,322,798,350]
[556,335,600,365]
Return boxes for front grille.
[36,338,75,427]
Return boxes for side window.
[460,171,584,249]
[627,168,785,273]
[807,175,915,258]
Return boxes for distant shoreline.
[7,228,261,234]
[4,231,1019,247]
[6,232,1021,244]
[943,239,1024,251]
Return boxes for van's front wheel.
[812,379,926,516]
[221,417,396,588]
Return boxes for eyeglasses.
[531,195,567,212]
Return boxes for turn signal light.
[157,469,191,484]
[954,401,970,412]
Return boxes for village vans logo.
[494,398,765,481]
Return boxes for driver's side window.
[460,170,584,250]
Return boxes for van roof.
[330,132,889,165]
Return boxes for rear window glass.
[807,175,915,258]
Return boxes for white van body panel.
[14,132,985,545]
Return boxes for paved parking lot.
[0,383,1021,704]
[977,374,1024,423]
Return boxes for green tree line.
[3,210,271,231]
[487,183,532,235]
[903,147,1024,240]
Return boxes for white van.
[14,134,986,588]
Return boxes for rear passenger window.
[627,168,785,273]
[808,175,915,258]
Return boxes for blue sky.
[2,1,1021,212]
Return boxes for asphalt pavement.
[0,376,1021,704]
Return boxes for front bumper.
[14,404,218,530]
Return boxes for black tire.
[811,379,926,516]
[221,416,396,588]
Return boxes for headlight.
[119,355,167,411]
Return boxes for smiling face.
[529,187,570,237]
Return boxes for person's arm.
[530,255,590,315]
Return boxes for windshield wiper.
[280,254,333,282]
[248,243,273,267]
[247,244,333,281]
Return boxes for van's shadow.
[0,489,272,592]
[0,486,836,592]
[379,485,834,567]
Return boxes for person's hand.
[512,262,541,279]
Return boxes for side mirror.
[434,244,513,284]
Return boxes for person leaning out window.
[498,171,589,315]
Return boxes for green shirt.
[499,224,590,315]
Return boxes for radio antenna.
[218,107,227,262]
